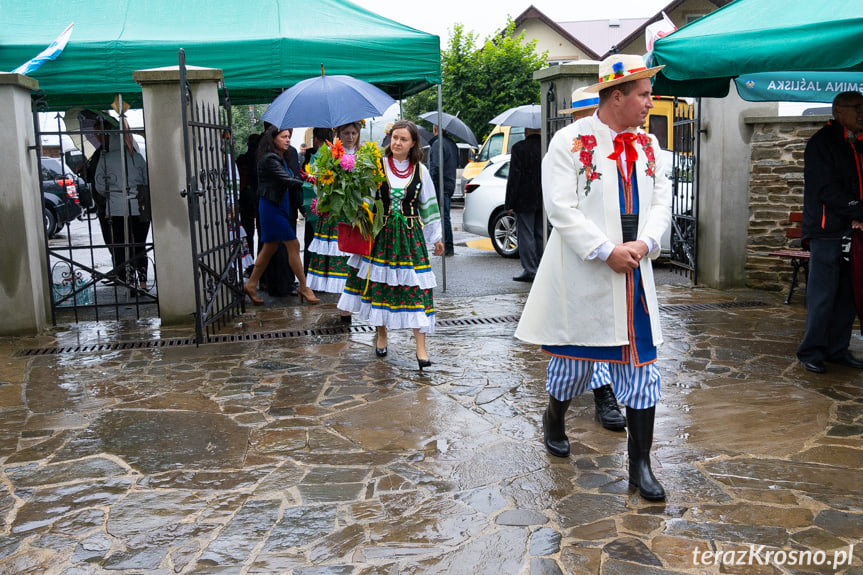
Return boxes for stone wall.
[744,115,828,295]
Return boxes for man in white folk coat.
[515,54,672,500]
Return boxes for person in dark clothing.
[236,133,262,274]
[428,126,458,256]
[797,90,863,374]
[505,128,543,282]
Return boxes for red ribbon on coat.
[607,132,638,183]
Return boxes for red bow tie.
[608,132,638,163]
[608,132,638,182]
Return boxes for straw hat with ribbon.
[558,87,600,116]
[583,54,664,93]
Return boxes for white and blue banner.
[735,72,863,103]
[12,23,74,75]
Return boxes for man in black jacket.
[428,126,458,256]
[505,128,543,281]
[798,90,863,373]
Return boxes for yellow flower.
[360,201,374,224]
[319,171,335,186]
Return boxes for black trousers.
[797,237,856,363]
[515,209,545,275]
[108,215,151,283]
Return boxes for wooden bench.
[769,211,809,304]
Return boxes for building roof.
[513,1,734,61]
[558,18,648,57]
[514,5,601,60]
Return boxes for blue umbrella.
[261,70,396,129]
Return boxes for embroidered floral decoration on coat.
[572,135,601,195]
[636,133,656,180]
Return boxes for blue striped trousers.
[546,358,660,409]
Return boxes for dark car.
[40,157,82,236]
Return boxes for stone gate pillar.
[534,61,598,154]
[133,66,223,325]
[0,73,50,336]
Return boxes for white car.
[462,154,518,258]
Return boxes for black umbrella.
[383,125,433,147]
[418,111,478,146]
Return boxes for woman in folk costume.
[338,120,445,369]
[515,55,672,500]
[307,122,362,322]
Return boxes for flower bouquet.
[306,139,387,246]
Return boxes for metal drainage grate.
[658,300,768,313]
[13,304,764,357]
[14,314,524,356]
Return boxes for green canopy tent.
[0,0,441,109]
[651,0,863,98]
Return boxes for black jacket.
[257,150,303,210]
[505,133,542,212]
[428,134,458,196]
[802,120,863,240]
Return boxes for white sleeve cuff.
[588,241,615,261]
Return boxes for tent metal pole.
[437,85,446,291]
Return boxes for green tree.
[404,19,547,143]
[229,104,267,155]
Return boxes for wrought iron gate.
[33,91,159,324]
[667,98,700,282]
[179,49,246,343]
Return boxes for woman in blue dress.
[244,126,320,305]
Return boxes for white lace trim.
[308,238,349,257]
[307,275,347,293]
[337,293,436,333]
[346,255,437,290]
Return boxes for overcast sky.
[350,0,674,45]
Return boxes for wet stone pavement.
[0,281,862,575]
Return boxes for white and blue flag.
[12,23,74,75]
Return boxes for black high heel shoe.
[375,346,388,357]
[416,355,432,369]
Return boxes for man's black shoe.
[593,385,626,431]
[829,353,863,369]
[801,360,826,374]
[513,272,535,282]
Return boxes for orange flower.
[571,138,583,153]
[331,138,345,160]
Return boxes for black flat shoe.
[828,353,863,369]
[375,346,387,357]
[512,271,535,282]
[417,355,432,369]
[801,360,826,374]
[340,314,352,324]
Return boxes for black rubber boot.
[626,406,666,501]
[543,395,572,457]
[592,385,626,431]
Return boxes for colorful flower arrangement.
[306,138,387,239]
[571,135,601,195]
